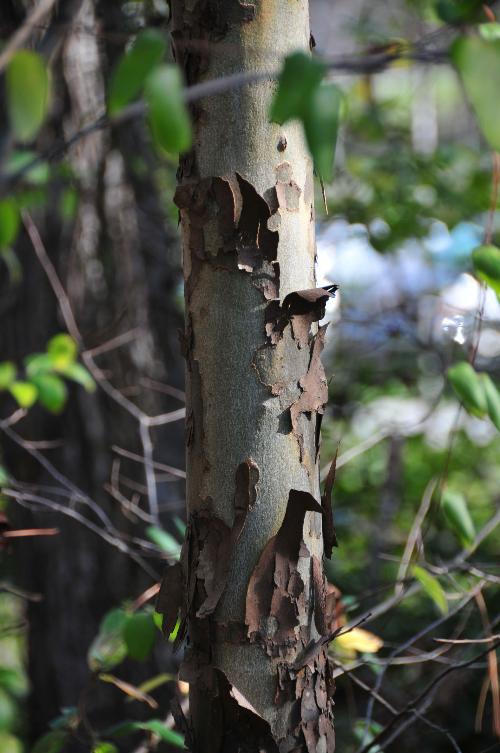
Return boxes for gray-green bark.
[158,2,336,750]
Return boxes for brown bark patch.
[321,451,338,558]
[245,489,322,652]
[283,285,337,350]
[156,459,258,637]
[290,325,329,464]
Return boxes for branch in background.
[22,211,185,525]
[1,44,451,193]
[0,0,59,73]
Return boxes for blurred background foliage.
[1,0,500,752]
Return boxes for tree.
[156,2,336,750]
[3,2,500,752]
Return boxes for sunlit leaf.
[152,610,163,632]
[57,362,96,392]
[335,627,383,656]
[0,362,16,390]
[447,361,487,417]
[31,373,67,413]
[303,83,343,181]
[472,243,500,298]
[6,50,51,142]
[441,488,475,547]
[108,29,167,116]
[0,200,20,249]
[480,373,500,431]
[144,65,191,154]
[479,22,500,40]
[9,380,37,408]
[123,611,156,662]
[452,37,500,152]
[47,334,78,369]
[92,744,118,753]
[412,565,448,614]
[87,608,128,671]
[25,353,53,378]
[270,52,325,124]
[0,732,22,753]
[146,525,181,558]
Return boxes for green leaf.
[0,362,16,390]
[435,0,485,23]
[471,243,500,298]
[0,466,9,486]
[108,29,167,116]
[31,730,68,753]
[47,334,78,369]
[0,200,20,249]
[57,361,96,392]
[479,22,500,40]
[146,525,181,558]
[92,744,118,753]
[123,612,156,662]
[9,381,38,408]
[87,608,128,672]
[134,673,176,695]
[105,719,184,747]
[480,373,500,431]
[441,489,476,547]
[59,188,79,220]
[5,151,49,185]
[0,732,22,753]
[145,65,192,154]
[139,720,184,746]
[412,565,448,614]
[303,83,343,181]
[49,706,79,731]
[31,373,67,413]
[270,51,325,124]
[25,353,53,378]
[447,362,487,417]
[452,37,500,152]
[6,50,51,142]
[152,610,163,632]
[1,247,22,284]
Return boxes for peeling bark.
[164,1,336,749]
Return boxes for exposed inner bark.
[158,1,336,750]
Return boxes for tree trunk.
[159,2,336,750]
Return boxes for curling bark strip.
[157,2,336,750]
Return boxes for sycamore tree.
[1,1,500,752]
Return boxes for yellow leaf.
[335,627,383,655]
